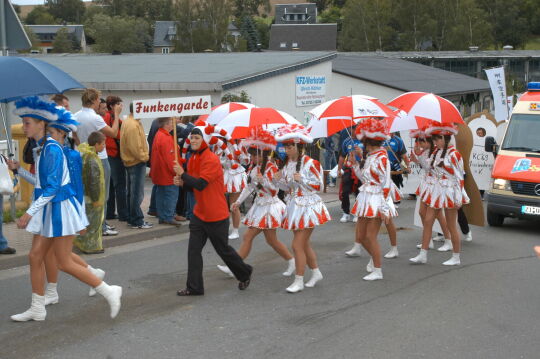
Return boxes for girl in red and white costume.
[274,124,331,293]
[409,127,452,250]
[222,140,249,240]
[217,127,295,277]
[410,123,469,265]
[349,118,397,281]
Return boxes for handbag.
[0,155,14,195]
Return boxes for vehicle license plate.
[521,205,540,215]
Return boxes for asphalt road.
[0,200,538,359]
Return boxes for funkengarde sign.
[132,96,212,118]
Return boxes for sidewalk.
[0,178,341,270]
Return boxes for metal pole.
[0,0,8,56]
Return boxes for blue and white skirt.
[26,198,88,238]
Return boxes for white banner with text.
[132,96,212,118]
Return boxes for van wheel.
[487,209,504,226]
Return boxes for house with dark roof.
[26,25,86,53]
[275,3,317,24]
[269,23,337,51]
[153,21,242,54]
[329,53,491,117]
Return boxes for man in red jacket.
[173,127,252,296]
[150,118,182,226]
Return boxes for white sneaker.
[345,243,362,257]
[11,293,46,322]
[282,259,295,277]
[305,268,323,288]
[217,264,234,278]
[352,216,358,223]
[286,275,304,293]
[463,231,472,242]
[443,253,461,266]
[89,267,106,297]
[340,213,351,223]
[409,250,427,264]
[328,182,336,187]
[95,282,122,319]
[384,246,399,259]
[437,239,453,252]
[366,258,374,273]
[432,233,445,242]
[103,228,119,236]
[228,229,240,240]
[44,283,59,306]
[416,239,434,249]
[363,268,383,281]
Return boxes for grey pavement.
[0,197,539,359]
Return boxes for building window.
[280,42,287,48]
[162,47,170,54]
[292,42,298,48]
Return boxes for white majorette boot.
[217,264,234,278]
[417,239,434,249]
[366,258,374,273]
[88,266,106,297]
[286,275,304,293]
[443,253,461,266]
[282,258,295,276]
[305,268,323,288]
[363,267,383,281]
[340,213,351,223]
[228,228,240,240]
[409,249,427,264]
[463,231,472,242]
[44,282,59,305]
[11,293,47,322]
[384,246,399,259]
[345,243,362,257]
[95,282,122,319]
[437,239,453,252]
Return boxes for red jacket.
[103,111,121,158]
[188,147,229,222]
[150,128,178,185]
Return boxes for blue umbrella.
[0,56,84,103]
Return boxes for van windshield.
[501,114,540,152]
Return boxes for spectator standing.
[383,133,410,190]
[150,118,181,226]
[103,96,128,222]
[120,104,152,229]
[323,134,338,187]
[73,88,119,236]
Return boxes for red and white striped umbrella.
[386,110,430,133]
[307,95,395,139]
[205,102,257,125]
[219,108,301,139]
[387,92,464,125]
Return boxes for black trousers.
[457,207,470,235]
[341,169,358,214]
[186,215,252,294]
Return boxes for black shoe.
[106,214,118,220]
[238,278,251,290]
[147,211,157,217]
[176,288,203,296]
[0,247,16,255]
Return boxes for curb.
[0,224,190,271]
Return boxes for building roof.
[26,52,336,91]
[333,54,490,96]
[153,21,176,47]
[269,24,337,51]
[345,50,540,60]
[27,25,85,43]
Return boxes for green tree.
[477,0,530,48]
[221,90,250,103]
[92,0,174,21]
[52,27,74,53]
[46,0,86,23]
[25,6,59,25]
[85,14,152,53]
[340,0,393,51]
[19,26,42,53]
[254,17,271,49]
[174,0,197,52]
[233,0,270,18]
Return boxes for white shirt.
[73,107,108,159]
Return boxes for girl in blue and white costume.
[10,97,122,322]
